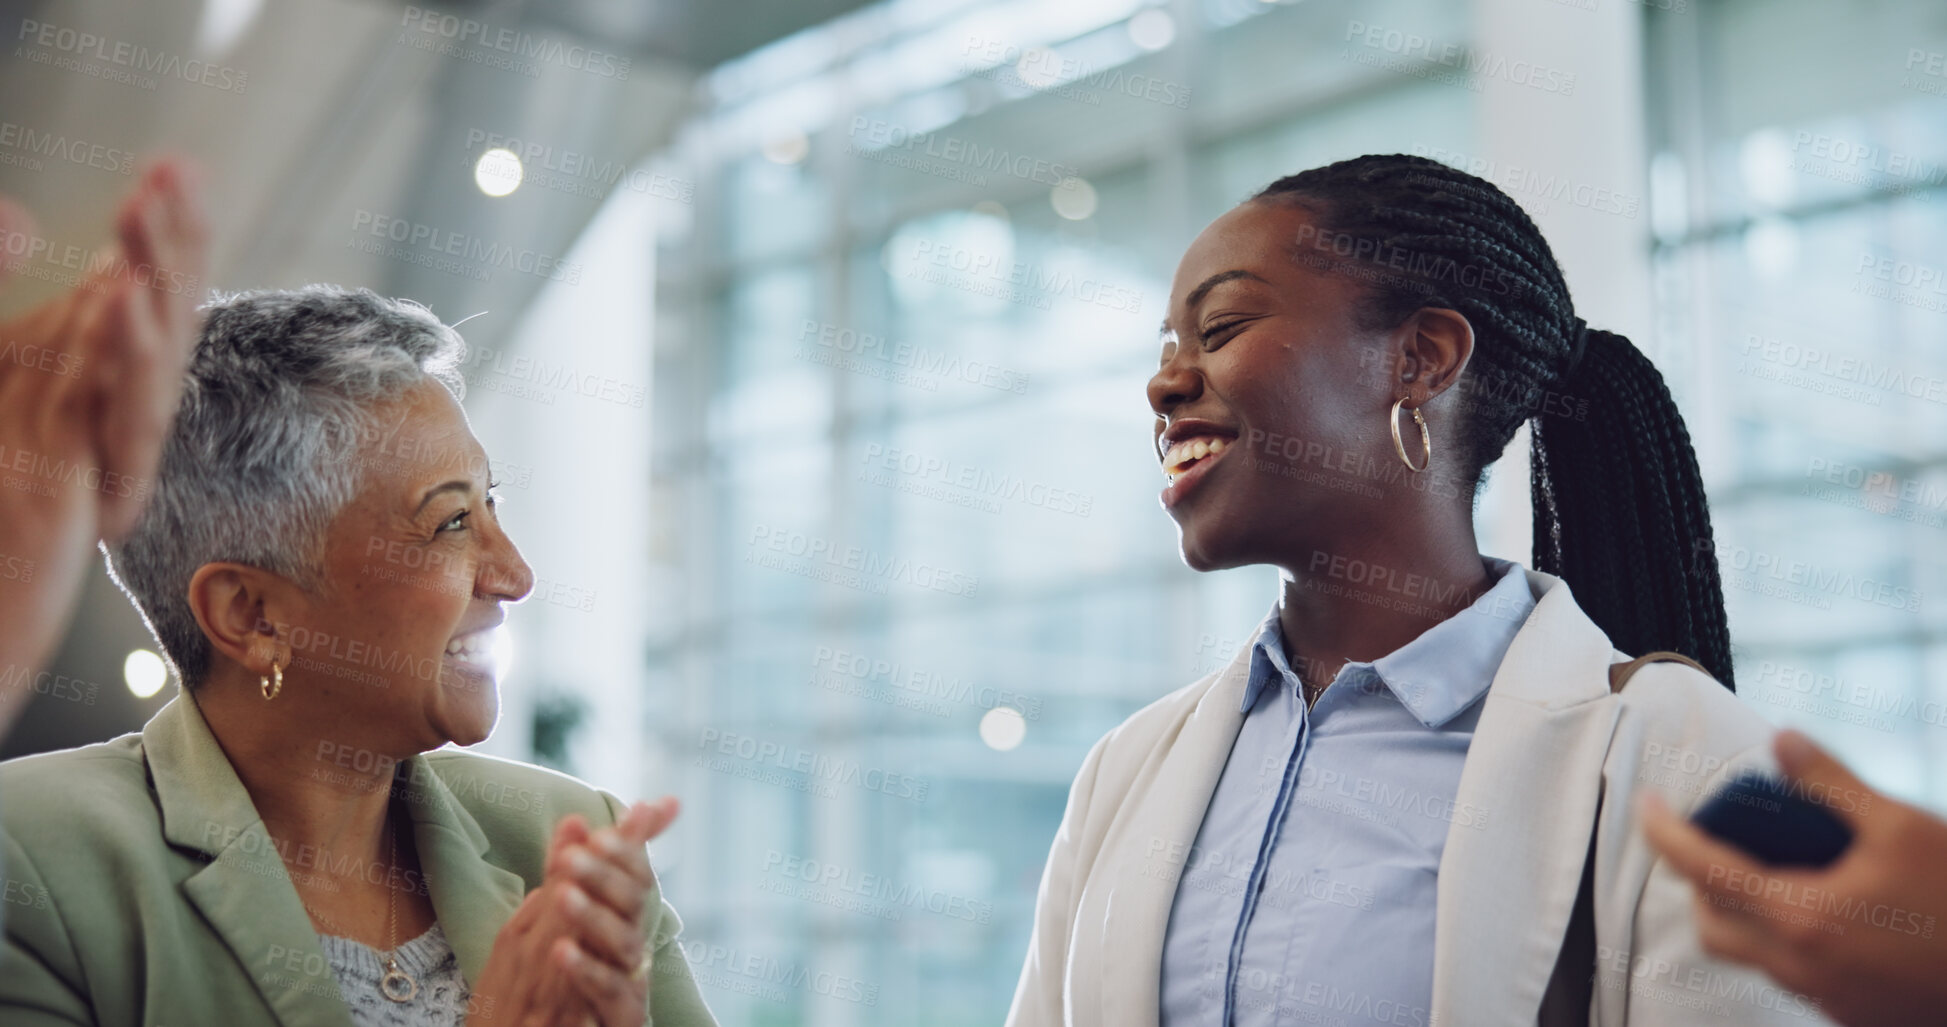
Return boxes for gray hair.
[106,285,467,689]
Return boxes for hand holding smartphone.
[1689,770,1853,868]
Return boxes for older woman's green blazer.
[0,694,719,1027]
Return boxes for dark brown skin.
[1643,730,1947,1027]
[1148,198,1497,698]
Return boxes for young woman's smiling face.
[1148,199,1410,573]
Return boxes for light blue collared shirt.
[1159,559,1537,1027]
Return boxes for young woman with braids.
[1007,155,1827,1027]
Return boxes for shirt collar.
[1239,558,1537,727]
[1241,609,1299,715]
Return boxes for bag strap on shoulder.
[1606,650,1708,694]
[1540,650,1713,1026]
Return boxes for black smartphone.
[1689,771,1853,868]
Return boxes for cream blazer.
[1007,569,1834,1027]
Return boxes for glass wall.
[579,0,1947,1022]
[1643,0,1947,805]
[640,1,1478,1023]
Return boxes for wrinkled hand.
[468,799,680,1027]
[1642,730,1947,1027]
[0,159,207,709]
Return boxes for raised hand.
[85,159,209,540]
[0,159,207,720]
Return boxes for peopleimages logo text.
[0,121,135,175]
[15,19,248,92]
[399,7,630,79]
[850,117,1077,187]
[799,321,1029,393]
[746,525,978,598]
[349,210,582,286]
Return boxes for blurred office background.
[3,0,1944,1022]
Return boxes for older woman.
[0,286,717,1027]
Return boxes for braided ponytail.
[1254,154,1734,688]
[1533,327,1734,686]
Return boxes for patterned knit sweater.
[316,923,471,1027]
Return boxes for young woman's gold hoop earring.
[260,655,285,701]
[1390,397,1431,473]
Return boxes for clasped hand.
[469,798,680,1027]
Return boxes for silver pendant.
[380,957,418,1003]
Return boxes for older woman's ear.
[184,562,301,681]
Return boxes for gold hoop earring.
[1390,397,1431,473]
[260,655,284,701]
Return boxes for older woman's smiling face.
[285,379,534,750]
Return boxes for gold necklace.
[1304,655,1356,711]
[298,817,419,1004]
[1302,670,1333,710]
